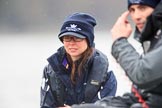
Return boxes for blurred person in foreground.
[40,12,117,108]
[67,0,162,108]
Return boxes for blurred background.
[0,0,134,108]
[0,0,129,33]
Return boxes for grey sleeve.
[71,104,104,108]
[111,38,162,88]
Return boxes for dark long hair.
[66,46,94,84]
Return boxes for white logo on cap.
[66,24,81,31]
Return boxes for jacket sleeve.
[40,65,57,108]
[98,71,117,97]
[111,37,162,89]
[92,71,117,102]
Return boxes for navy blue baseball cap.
[128,0,160,9]
[58,13,96,47]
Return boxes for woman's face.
[129,4,154,32]
[63,35,88,61]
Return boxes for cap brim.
[59,32,86,38]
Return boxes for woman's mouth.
[69,48,77,52]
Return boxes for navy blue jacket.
[40,47,117,108]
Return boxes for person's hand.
[58,104,71,108]
[111,11,132,41]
